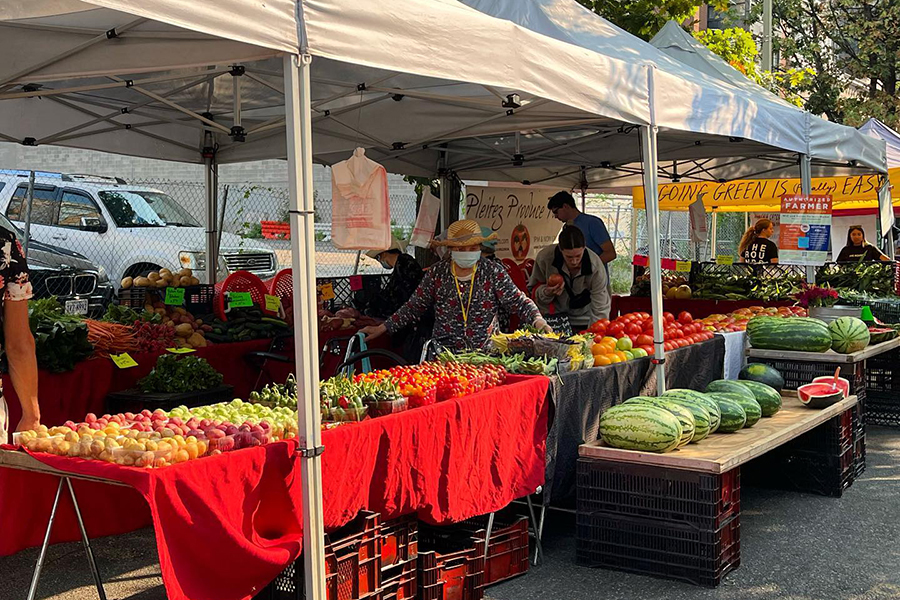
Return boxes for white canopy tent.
[859,118,900,169]
[0,2,888,599]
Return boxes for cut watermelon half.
[811,376,850,398]
[798,382,844,409]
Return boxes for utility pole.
[762,0,773,71]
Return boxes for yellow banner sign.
[632,170,900,212]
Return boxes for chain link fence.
[634,210,748,262]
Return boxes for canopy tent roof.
[859,118,900,169]
[0,0,884,191]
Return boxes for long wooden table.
[578,394,858,473]
[746,337,900,364]
[575,394,864,587]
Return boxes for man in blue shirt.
[547,191,617,269]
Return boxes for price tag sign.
[675,260,692,272]
[166,347,196,354]
[632,255,649,267]
[660,258,678,270]
[165,287,185,306]
[319,283,335,301]
[110,353,138,369]
[349,275,363,291]
[716,255,735,265]
[265,294,282,312]
[228,291,254,309]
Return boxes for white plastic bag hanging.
[688,193,708,243]
[410,189,441,248]
[331,148,391,250]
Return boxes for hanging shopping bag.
[410,189,441,248]
[331,148,391,250]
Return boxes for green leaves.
[138,354,224,393]
[26,299,93,373]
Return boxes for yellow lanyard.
[452,264,478,327]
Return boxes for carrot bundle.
[85,319,140,357]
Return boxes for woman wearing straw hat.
[361,219,551,350]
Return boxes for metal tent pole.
[800,154,815,284]
[710,211,718,259]
[640,124,667,395]
[879,180,896,259]
[204,155,219,284]
[284,53,327,600]
[23,170,34,259]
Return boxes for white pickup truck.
[0,171,278,287]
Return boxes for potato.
[180,276,193,287]
[159,268,172,277]
[153,279,167,288]
[121,276,134,289]
[174,307,188,316]
[134,276,151,287]
[178,268,193,278]
[175,323,194,338]
[190,277,201,286]
[155,307,166,316]
[148,272,161,282]
[188,332,207,348]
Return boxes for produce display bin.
[747,356,866,401]
[380,559,416,600]
[118,285,216,315]
[417,531,485,600]
[863,347,900,426]
[380,514,417,571]
[104,384,234,414]
[257,511,382,600]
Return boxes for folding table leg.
[483,511,495,564]
[27,477,65,600]
[66,478,108,600]
[525,494,544,566]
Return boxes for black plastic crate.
[380,514,417,571]
[864,347,900,401]
[577,458,740,530]
[853,432,867,478]
[576,510,740,588]
[417,532,485,600]
[746,443,856,498]
[118,284,215,315]
[783,405,857,454]
[841,296,900,323]
[747,357,866,400]
[258,511,382,600]
[104,384,234,414]
[866,391,900,426]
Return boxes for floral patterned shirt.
[386,258,541,351]
[0,227,32,303]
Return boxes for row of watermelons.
[747,315,871,354]
[598,365,784,453]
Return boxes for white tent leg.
[800,155,815,284]
[878,177,895,259]
[205,156,219,284]
[640,124,666,395]
[284,53,327,600]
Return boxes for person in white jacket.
[529,225,610,330]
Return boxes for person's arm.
[769,240,779,264]
[5,299,38,431]
[592,218,616,264]
[528,255,557,307]
[589,260,611,321]
[494,265,548,330]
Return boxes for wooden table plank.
[0,449,129,487]
[578,395,858,473]
[746,337,900,363]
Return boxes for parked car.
[0,171,279,289]
[0,212,114,316]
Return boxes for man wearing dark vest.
[529,225,610,330]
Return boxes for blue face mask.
[451,250,481,269]
[379,258,393,270]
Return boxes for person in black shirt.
[836,225,889,262]
[364,236,424,318]
[739,218,779,264]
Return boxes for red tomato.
[663,341,674,351]
[628,333,640,345]
[637,312,650,319]
[678,311,693,324]
[663,312,675,323]
[636,334,653,347]
[626,322,643,335]
[592,323,607,336]
[593,334,606,344]
[596,318,610,328]
[639,345,654,356]
[608,323,625,338]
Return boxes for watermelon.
[623,396,696,447]
[662,389,721,433]
[599,404,683,453]
[737,380,782,417]
[829,317,870,354]
[739,363,785,392]
[713,392,761,427]
[798,383,843,409]
[705,380,755,401]
[747,316,832,352]
[868,327,898,345]
[660,398,711,442]
[707,393,747,432]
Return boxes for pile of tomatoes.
[584,311,716,359]
[355,362,507,407]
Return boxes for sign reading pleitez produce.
[779,195,832,265]
[465,186,563,262]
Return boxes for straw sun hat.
[365,235,408,259]
[431,219,498,248]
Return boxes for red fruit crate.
[257,511,382,600]
[380,558,416,600]
[417,535,485,600]
[380,514,417,571]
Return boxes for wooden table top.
[578,394,857,474]
[746,337,900,364]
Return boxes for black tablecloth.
[543,336,725,505]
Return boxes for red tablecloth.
[0,375,549,600]
[612,295,794,320]
[2,339,284,430]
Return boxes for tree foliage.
[772,0,900,127]
[576,0,727,39]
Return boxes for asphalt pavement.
[3,427,900,600]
